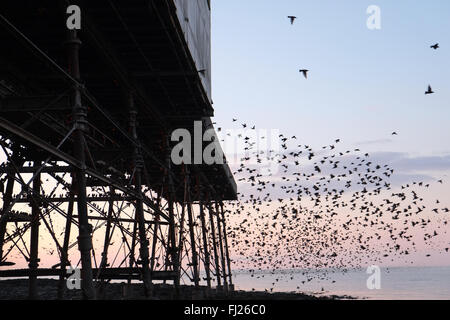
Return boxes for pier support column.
[58,184,75,299]
[0,163,16,264]
[207,200,221,289]
[215,201,228,294]
[177,167,187,280]
[99,187,114,271]
[0,148,23,265]
[220,202,233,290]
[129,94,152,297]
[199,200,211,290]
[150,191,161,273]
[28,160,41,299]
[66,29,95,300]
[165,136,180,295]
[97,186,115,299]
[185,170,199,287]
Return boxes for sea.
[230,266,450,300]
[2,266,449,300]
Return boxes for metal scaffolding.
[0,0,236,300]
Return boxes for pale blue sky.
[211,0,450,158]
[211,1,450,268]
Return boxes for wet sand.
[0,279,352,300]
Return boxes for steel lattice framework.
[0,0,237,299]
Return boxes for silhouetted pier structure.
[0,0,236,299]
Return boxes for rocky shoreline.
[0,279,353,300]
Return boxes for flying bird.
[425,85,434,95]
[430,43,439,50]
[288,16,297,25]
[299,69,309,79]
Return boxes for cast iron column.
[66,29,95,299]
[57,185,75,299]
[199,200,211,290]
[166,136,180,294]
[207,200,221,289]
[185,170,199,287]
[129,94,152,296]
[220,202,233,289]
[28,160,41,299]
[0,158,18,263]
[215,201,228,293]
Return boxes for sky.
[211,0,450,158]
[210,1,450,268]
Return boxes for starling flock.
[218,17,446,292]
[222,123,449,291]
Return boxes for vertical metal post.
[220,202,233,289]
[165,136,180,293]
[177,169,187,269]
[215,201,228,293]
[28,160,41,299]
[199,200,211,289]
[150,192,161,272]
[128,214,138,284]
[58,184,75,299]
[66,29,95,300]
[129,93,152,297]
[207,200,221,289]
[99,187,115,270]
[135,170,152,295]
[185,171,199,287]
[0,165,16,263]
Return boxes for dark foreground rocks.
[0,279,351,300]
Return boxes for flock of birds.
[221,122,449,292]
[216,16,447,293]
[289,16,440,94]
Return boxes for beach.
[0,279,351,300]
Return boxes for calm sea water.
[3,266,449,300]
[231,266,450,300]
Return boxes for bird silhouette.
[288,16,297,25]
[299,69,309,79]
[425,85,434,95]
